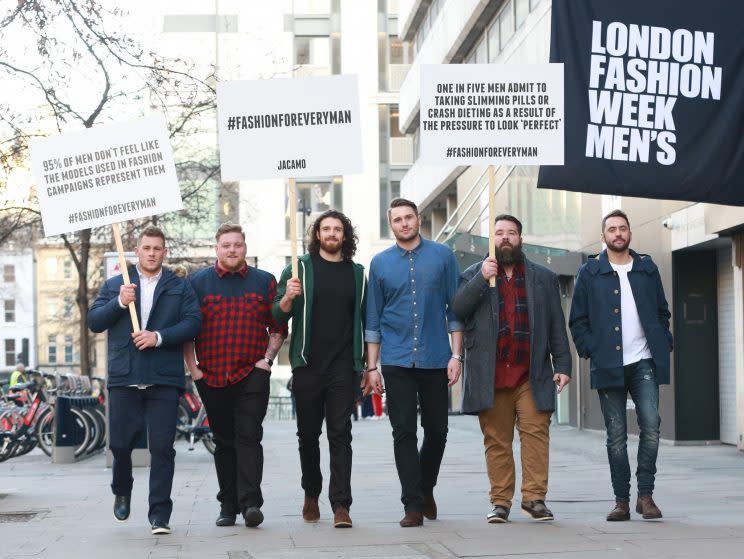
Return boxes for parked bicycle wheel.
[36,407,54,457]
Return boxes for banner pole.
[111,223,140,331]
[289,178,299,279]
[488,165,496,288]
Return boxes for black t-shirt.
[308,253,355,373]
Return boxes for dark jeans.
[292,364,355,511]
[598,358,661,502]
[383,366,449,513]
[196,370,270,514]
[108,385,180,523]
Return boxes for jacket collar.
[588,249,656,275]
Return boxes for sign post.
[217,74,362,278]
[420,63,564,286]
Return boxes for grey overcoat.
[452,257,572,414]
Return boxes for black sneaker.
[150,519,171,535]
[521,500,554,521]
[243,506,264,527]
[216,510,237,526]
[486,505,509,523]
[113,495,130,522]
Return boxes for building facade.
[0,245,35,376]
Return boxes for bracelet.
[366,367,378,373]
[451,354,464,363]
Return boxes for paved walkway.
[2,416,744,558]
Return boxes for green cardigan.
[272,253,367,372]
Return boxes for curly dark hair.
[307,210,358,261]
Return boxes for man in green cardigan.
[273,210,367,529]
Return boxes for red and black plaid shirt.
[189,262,287,388]
[495,262,530,389]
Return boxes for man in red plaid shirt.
[184,223,286,528]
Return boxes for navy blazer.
[87,266,201,389]
[569,250,673,390]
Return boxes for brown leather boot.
[636,495,662,519]
[423,493,437,520]
[333,506,352,528]
[606,500,630,521]
[399,511,423,527]
[302,496,320,523]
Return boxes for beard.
[605,237,630,253]
[320,238,342,255]
[494,242,524,265]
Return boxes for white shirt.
[610,261,652,365]
[118,266,163,347]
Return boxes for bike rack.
[52,395,104,463]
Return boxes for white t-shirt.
[610,261,652,365]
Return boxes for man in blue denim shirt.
[363,198,463,528]
[570,210,672,522]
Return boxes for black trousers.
[292,362,355,511]
[108,385,180,523]
[382,366,449,513]
[196,370,270,514]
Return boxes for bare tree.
[0,0,218,375]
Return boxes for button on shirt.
[365,237,463,368]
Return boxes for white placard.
[420,64,564,166]
[30,116,182,237]
[217,75,363,180]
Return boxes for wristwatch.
[263,356,274,367]
[451,354,464,363]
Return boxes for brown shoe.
[636,495,662,520]
[423,493,437,520]
[606,500,630,521]
[302,496,320,523]
[399,511,423,527]
[333,506,352,528]
[520,500,554,521]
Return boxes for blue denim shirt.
[365,237,463,368]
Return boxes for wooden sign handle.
[288,178,299,279]
[111,223,141,331]
[488,165,496,288]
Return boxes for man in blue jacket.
[569,210,672,522]
[88,226,201,535]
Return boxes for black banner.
[538,0,744,205]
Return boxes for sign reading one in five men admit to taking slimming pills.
[216,74,362,181]
[30,116,182,236]
[420,64,564,166]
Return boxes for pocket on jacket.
[108,344,130,377]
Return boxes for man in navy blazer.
[88,226,201,535]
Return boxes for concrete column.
[733,234,744,451]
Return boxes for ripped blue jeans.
[598,359,660,502]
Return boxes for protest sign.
[217,74,362,180]
[30,115,181,236]
[30,116,182,330]
[217,75,362,277]
[420,63,564,285]
[538,0,744,205]
[420,63,564,166]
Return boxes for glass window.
[475,38,487,64]
[63,258,72,280]
[389,37,413,65]
[286,180,343,239]
[64,335,73,363]
[294,36,331,67]
[4,339,15,367]
[500,1,515,50]
[63,297,74,320]
[45,257,57,279]
[46,300,58,319]
[379,180,401,239]
[3,265,14,282]
[48,335,57,364]
[4,300,15,322]
[293,0,331,14]
[488,20,500,61]
[530,0,543,10]
[516,0,529,28]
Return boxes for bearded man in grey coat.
[452,214,571,524]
